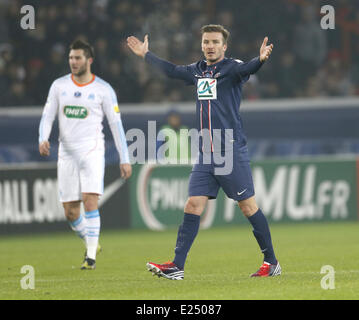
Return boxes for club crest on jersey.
[74,91,81,98]
[197,78,217,100]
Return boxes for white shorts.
[57,140,105,202]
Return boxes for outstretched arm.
[127,34,194,84]
[234,37,274,80]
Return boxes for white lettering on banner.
[302,165,316,218]
[0,179,65,224]
[33,178,61,222]
[316,181,332,219]
[253,166,287,221]
[253,165,349,221]
[330,181,350,218]
[286,165,316,220]
[223,164,351,222]
[1,181,14,223]
[150,178,188,211]
[137,164,216,230]
[224,197,235,222]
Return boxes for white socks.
[69,209,101,261]
[84,210,101,260]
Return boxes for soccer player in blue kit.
[127,24,281,279]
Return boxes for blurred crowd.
[0,0,359,107]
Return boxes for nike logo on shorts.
[237,189,247,196]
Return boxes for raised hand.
[259,37,273,62]
[127,35,149,58]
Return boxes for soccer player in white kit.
[39,40,132,270]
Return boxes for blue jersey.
[145,52,263,152]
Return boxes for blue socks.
[173,213,200,270]
[248,209,277,265]
[172,209,276,269]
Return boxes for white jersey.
[39,73,129,163]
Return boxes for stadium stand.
[0,0,358,107]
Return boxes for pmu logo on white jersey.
[63,105,88,119]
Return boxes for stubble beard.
[71,61,88,77]
[73,66,87,77]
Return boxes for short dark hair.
[69,39,95,59]
[201,24,230,44]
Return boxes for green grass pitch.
[0,222,358,300]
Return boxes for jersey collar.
[204,57,227,68]
[71,74,96,87]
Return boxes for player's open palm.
[127,35,149,58]
[259,37,273,62]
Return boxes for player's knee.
[184,198,205,215]
[83,202,98,213]
[82,194,99,212]
[238,200,258,217]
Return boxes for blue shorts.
[188,146,255,201]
